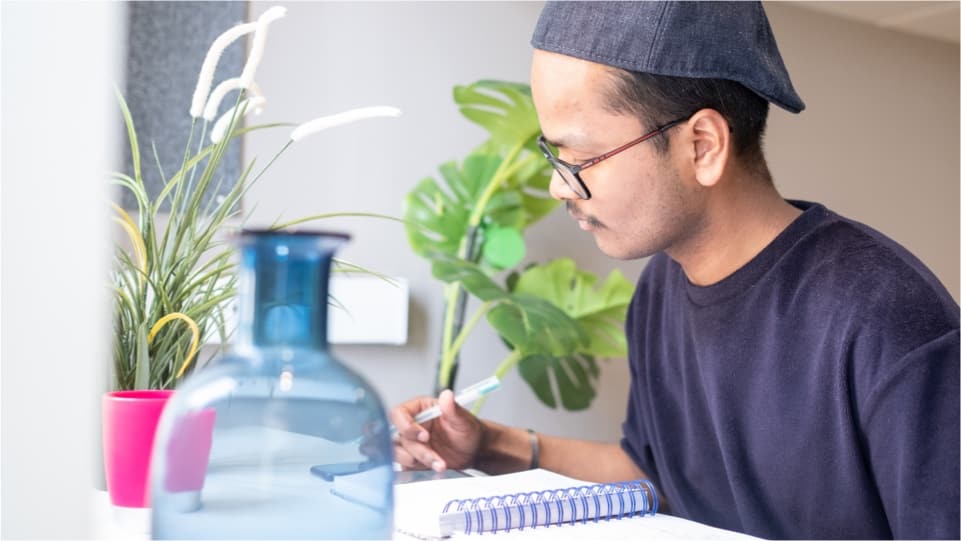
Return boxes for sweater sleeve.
[861,330,960,540]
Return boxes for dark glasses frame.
[536,116,691,200]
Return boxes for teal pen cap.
[391,376,501,437]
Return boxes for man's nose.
[548,169,578,201]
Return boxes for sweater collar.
[683,200,831,306]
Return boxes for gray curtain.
[120,1,248,212]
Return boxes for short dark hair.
[605,69,771,177]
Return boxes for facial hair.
[566,201,605,229]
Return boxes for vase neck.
[234,231,348,351]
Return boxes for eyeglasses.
[536,116,690,200]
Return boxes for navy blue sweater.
[621,201,959,539]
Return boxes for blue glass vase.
[150,230,393,539]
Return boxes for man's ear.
[687,109,731,188]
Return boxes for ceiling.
[788,1,959,44]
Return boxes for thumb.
[437,389,475,431]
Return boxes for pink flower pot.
[102,390,174,507]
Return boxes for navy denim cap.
[531,1,805,113]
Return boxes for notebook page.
[394,469,588,539]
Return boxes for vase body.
[150,230,394,539]
[102,389,174,507]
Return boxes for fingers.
[437,389,476,432]
[393,439,446,472]
[389,391,482,473]
[438,389,457,415]
[390,396,435,442]
[390,395,442,471]
[393,445,418,470]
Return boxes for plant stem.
[436,141,527,393]
[160,117,198,265]
[248,139,292,186]
[442,301,492,371]
[470,348,523,415]
[493,348,524,380]
[499,153,539,187]
[466,141,525,230]
[437,281,459,390]
[271,211,408,230]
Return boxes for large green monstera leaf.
[517,353,600,411]
[486,293,588,358]
[430,255,587,358]
[404,81,556,269]
[404,79,635,411]
[514,259,634,357]
[512,259,635,410]
[454,80,541,154]
[430,255,632,410]
[405,154,520,259]
[456,80,556,226]
[430,254,507,302]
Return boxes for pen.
[391,376,501,437]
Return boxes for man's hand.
[391,389,484,472]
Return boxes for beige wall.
[767,2,959,302]
[244,1,959,443]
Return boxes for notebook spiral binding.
[440,479,658,535]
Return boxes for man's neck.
[668,182,802,287]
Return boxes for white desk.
[92,468,480,540]
[91,490,150,540]
[94,469,756,541]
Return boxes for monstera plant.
[404,80,634,410]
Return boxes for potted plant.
[104,5,401,507]
[404,80,634,412]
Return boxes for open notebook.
[393,469,762,540]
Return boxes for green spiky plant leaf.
[111,87,249,391]
[111,33,404,391]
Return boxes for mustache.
[566,201,604,228]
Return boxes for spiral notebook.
[437,478,657,536]
[394,469,761,540]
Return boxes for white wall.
[1,1,124,538]
[244,0,958,444]
[245,0,644,442]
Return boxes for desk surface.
[92,490,150,540]
[92,468,479,540]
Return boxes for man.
[391,3,959,539]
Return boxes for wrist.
[526,428,540,470]
[474,421,531,474]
